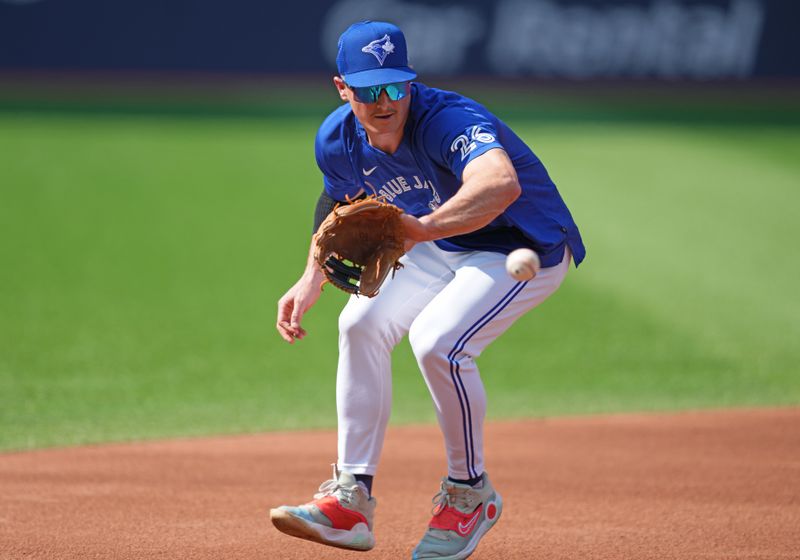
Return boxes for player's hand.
[400,214,432,252]
[276,271,324,344]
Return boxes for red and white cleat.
[412,472,502,560]
[270,466,376,551]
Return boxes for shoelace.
[314,478,359,505]
[430,481,476,515]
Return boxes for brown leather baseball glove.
[313,196,405,297]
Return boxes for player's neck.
[366,129,404,155]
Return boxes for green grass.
[1,109,798,451]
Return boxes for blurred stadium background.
[1,0,798,451]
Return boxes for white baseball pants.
[336,241,571,480]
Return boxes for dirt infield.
[1,408,798,559]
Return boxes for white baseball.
[505,248,540,281]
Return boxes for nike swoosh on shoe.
[456,507,482,536]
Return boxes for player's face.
[334,77,411,144]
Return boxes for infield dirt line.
[1,408,798,559]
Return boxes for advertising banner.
[1,0,797,79]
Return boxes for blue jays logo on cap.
[336,21,417,88]
[362,34,395,66]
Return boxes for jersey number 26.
[450,126,496,161]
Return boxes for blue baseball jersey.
[315,82,585,268]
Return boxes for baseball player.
[272,20,585,560]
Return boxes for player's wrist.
[403,214,436,242]
[302,265,327,288]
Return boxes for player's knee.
[338,305,387,342]
[339,310,371,341]
[408,326,451,369]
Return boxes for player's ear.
[333,76,349,102]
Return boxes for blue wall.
[1,0,797,79]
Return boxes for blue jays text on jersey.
[365,174,441,211]
[315,82,586,268]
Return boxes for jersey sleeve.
[314,111,361,201]
[421,104,505,180]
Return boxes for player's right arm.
[276,191,341,344]
[276,240,324,344]
[277,108,361,343]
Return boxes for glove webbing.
[325,255,364,293]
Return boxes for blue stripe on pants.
[447,280,528,478]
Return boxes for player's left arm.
[402,147,521,244]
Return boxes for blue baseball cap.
[336,21,417,87]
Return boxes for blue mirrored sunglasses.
[347,81,410,104]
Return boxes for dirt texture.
[1,408,799,559]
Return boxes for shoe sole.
[269,508,375,552]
